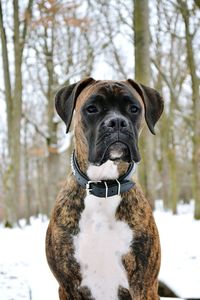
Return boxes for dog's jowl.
[46,78,164,300]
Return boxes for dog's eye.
[130,105,139,114]
[86,105,99,114]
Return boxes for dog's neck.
[71,151,135,198]
[75,149,131,181]
[87,160,119,181]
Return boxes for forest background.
[0,0,200,227]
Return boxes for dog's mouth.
[104,142,131,162]
[95,140,133,165]
[88,131,141,166]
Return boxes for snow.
[0,202,200,300]
[155,200,200,299]
[0,216,58,300]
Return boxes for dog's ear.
[127,79,164,134]
[55,77,95,133]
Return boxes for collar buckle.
[86,180,101,196]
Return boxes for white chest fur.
[73,194,133,300]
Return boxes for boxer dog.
[46,78,164,300]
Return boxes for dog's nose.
[105,117,128,130]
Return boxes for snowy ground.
[0,201,200,300]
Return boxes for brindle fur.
[46,79,162,300]
[46,175,160,299]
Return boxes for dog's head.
[55,78,163,170]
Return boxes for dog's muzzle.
[88,116,140,165]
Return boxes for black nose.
[105,117,128,130]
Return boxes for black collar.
[71,152,135,198]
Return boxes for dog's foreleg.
[118,286,132,300]
[58,286,69,300]
[59,285,95,300]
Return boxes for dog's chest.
[73,194,133,300]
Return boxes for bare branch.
[151,57,176,97]
[22,113,49,140]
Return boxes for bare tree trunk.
[134,0,156,208]
[0,1,12,150]
[0,0,33,226]
[24,119,31,224]
[152,0,189,212]
[134,0,150,83]
[167,91,178,214]
[12,0,23,223]
[0,1,14,225]
[0,0,17,225]
[36,158,46,216]
[177,0,200,219]
[154,74,170,209]
[43,24,60,215]
[153,0,170,209]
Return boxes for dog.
[46,78,164,300]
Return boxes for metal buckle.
[86,180,101,196]
[116,179,121,195]
[86,180,121,198]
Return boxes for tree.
[151,0,188,213]
[177,0,200,219]
[134,0,157,208]
[0,0,33,226]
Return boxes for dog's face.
[55,78,164,167]
[80,83,143,165]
